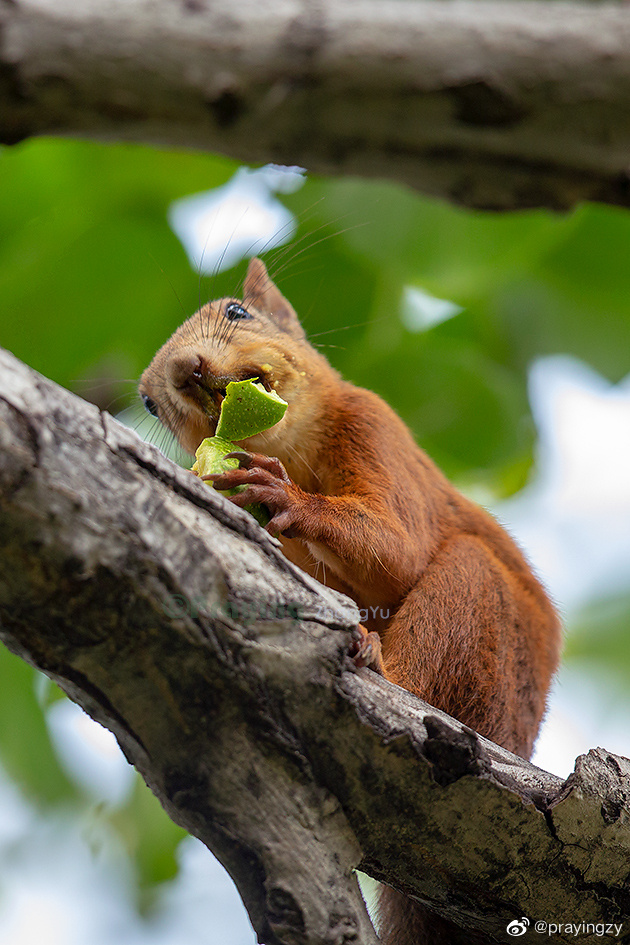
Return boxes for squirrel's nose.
[167,352,206,391]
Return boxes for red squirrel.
[139,257,562,945]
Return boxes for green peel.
[192,379,288,526]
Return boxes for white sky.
[168,166,305,274]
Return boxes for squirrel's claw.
[349,625,385,675]
[225,451,291,482]
[224,451,254,467]
[212,455,301,538]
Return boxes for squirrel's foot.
[349,625,384,674]
[206,451,301,537]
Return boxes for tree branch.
[2,0,630,210]
[1,345,629,944]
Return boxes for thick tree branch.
[2,0,630,210]
[1,346,629,944]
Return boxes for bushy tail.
[376,885,493,945]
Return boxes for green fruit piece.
[192,435,239,481]
[193,379,287,527]
[192,435,270,527]
[216,379,287,441]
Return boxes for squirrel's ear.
[242,258,306,340]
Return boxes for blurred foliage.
[110,775,188,909]
[1,137,630,905]
[565,594,630,680]
[0,645,77,804]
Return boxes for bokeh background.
[1,138,629,943]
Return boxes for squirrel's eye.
[141,393,159,417]
[225,302,252,321]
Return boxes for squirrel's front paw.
[349,625,385,675]
[203,451,301,537]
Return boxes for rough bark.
[2,347,630,943]
[2,0,630,210]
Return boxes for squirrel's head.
[139,258,332,457]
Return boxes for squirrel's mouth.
[188,369,273,418]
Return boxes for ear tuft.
[243,257,270,300]
[242,258,306,340]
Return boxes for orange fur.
[140,258,562,944]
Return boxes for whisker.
[147,252,188,321]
